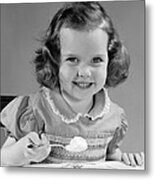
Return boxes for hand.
[18,132,51,164]
[121,152,144,167]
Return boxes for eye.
[92,57,105,64]
[66,57,79,64]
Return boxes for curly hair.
[33,2,130,89]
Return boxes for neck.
[61,90,93,115]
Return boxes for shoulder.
[1,96,29,126]
[107,100,128,129]
[0,91,43,139]
[110,101,125,116]
[1,91,41,119]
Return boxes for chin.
[73,91,95,101]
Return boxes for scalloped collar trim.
[41,87,110,124]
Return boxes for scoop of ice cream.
[65,136,88,152]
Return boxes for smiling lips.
[73,81,94,89]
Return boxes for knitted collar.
[41,87,110,124]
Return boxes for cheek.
[59,65,76,82]
[95,66,107,82]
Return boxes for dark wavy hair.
[33,2,130,89]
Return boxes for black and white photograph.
[0,0,145,171]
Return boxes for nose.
[77,65,91,78]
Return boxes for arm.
[106,147,144,166]
[106,108,144,167]
[1,96,31,166]
[106,148,122,162]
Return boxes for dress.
[0,87,128,164]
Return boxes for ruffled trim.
[42,87,110,124]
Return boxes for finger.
[24,147,37,161]
[29,144,51,162]
[140,152,145,161]
[135,153,142,166]
[140,152,145,164]
[26,145,46,158]
[40,133,49,145]
[128,153,137,167]
[121,153,131,165]
[27,132,42,146]
[31,142,51,153]
[25,149,41,163]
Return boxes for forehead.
[60,28,108,55]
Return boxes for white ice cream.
[65,136,88,152]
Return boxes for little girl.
[1,2,144,167]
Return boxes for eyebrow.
[61,53,107,58]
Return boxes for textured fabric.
[0,87,128,163]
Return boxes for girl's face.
[59,28,109,101]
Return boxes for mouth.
[72,81,94,89]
